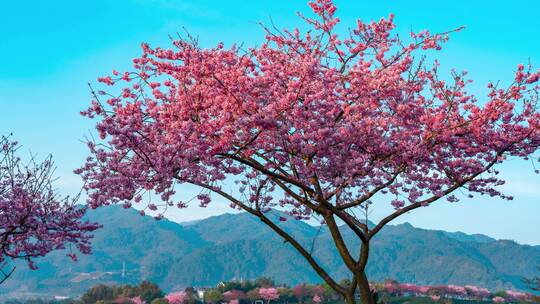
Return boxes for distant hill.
[1,206,539,300]
[443,231,496,243]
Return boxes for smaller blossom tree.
[166,291,187,304]
[293,285,308,304]
[223,290,246,302]
[259,288,280,304]
[131,296,146,304]
[464,285,490,300]
[504,290,530,302]
[0,136,99,284]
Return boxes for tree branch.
[368,149,508,240]
[323,213,358,272]
[180,176,346,295]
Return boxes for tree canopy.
[1,136,99,284]
[78,0,540,303]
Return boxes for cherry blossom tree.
[464,285,490,300]
[166,291,187,304]
[0,136,99,284]
[259,287,280,304]
[504,290,530,301]
[77,0,540,303]
[293,285,308,304]
[372,282,532,301]
[223,290,246,302]
[130,296,146,304]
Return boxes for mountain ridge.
[1,205,538,300]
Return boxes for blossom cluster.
[259,287,280,302]
[374,281,533,302]
[162,280,534,304]
[166,291,187,304]
[78,0,540,224]
[0,136,99,277]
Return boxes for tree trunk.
[358,271,375,304]
[344,294,355,304]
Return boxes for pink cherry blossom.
[223,290,246,302]
[293,284,308,299]
[166,291,187,304]
[373,282,533,301]
[130,296,146,304]
[464,285,490,299]
[446,285,466,295]
[259,287,280,303]
[0,136,99,284]
[504,289,529,300]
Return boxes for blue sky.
[0,0,539,244]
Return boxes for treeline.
[4,277,539,304]
[4,281,164,304]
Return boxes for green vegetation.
[3,206,540,300]
[5,277,538,304]
[78,280,163,303]
[2,209,539,304]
